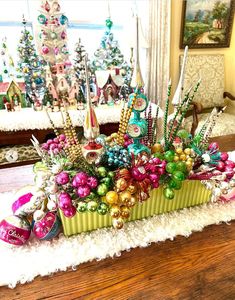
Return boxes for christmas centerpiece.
[0,35,235,246]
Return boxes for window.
[0,0,148,77]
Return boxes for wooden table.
[0,136,235,299]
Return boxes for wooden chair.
[181,54,235,137]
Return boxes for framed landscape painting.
[180,0,235,48]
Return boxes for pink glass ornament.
[77,186,91,198]
[63,206,77,218]
[221,152,229,161]
[56,171,70,185]
[41,45,49,55]
[225,160,235,168]
[208,142,219,150]
[152,181,160,189]
[216,161,225,171]
[131,166,147,181]
[153,157,161,164]
[44,1,50,12]
[148,173,160,183]
[0,215,31,246]
[54,47,59,55]
[33,212,61,240]
[12,193,33,215]
[59,134,66,141]
[61,31,66,39]
[87,176,98,189]
[58,192,72,210]
[157,167,165,175]
[73,172,88,187]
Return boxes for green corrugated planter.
[59,180,211,236]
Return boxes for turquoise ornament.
[127,90,150,156]
[38,14,47,24]
[105,18,113,30]
[60,15,68,25]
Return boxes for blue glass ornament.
[60,15,68,25]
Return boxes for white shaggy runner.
[0,190,235,289]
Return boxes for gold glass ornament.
[116,178,128,192]
[180,154,186,161]
[127,184,137,194]
[110,205,121,218]
[184,148,191,155]
[151,143,163,153]
[106,191,119,205]
[119,191,132,204]
[176,148,183,154]
[120,206,130,219]
[112,217,124,229]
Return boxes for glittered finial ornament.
[125,16,150,156]
[82,54,104,164]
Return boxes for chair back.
[180,54,225,109]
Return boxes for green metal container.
[60,180,211,236]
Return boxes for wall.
[170,0,235,96]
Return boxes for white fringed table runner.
[0,104,162,132]
[0,189,235,289]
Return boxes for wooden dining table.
[0,134,235,300]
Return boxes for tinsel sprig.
[168,80,201,148]
[152,106,159,145]
[163,80,172,148]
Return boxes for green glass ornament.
[97,166,107,178]
[77,201,87,213]
[164,150,175,162]
[163,188,175,200]
[87,201,98,212]
[97,183,109,196]
[173,171,185,182]
[193,135,201,144]
[168,179,182,190]
[97,202,109,215]
[176,161,187,173]
[166,162,177,174]
[101,177,112,187]
[154,152,164,160]
[177,129,189,139]
[107,171,115,179]
[86,192,97,200]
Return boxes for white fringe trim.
[0,190,235,289]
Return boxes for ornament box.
[60,180,211,236]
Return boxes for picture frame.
[180,0,235,48]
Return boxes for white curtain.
[146,0,171,108]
